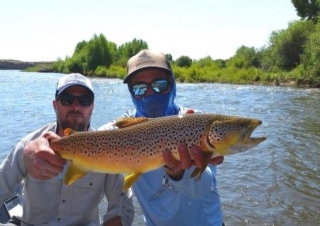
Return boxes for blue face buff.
[130,76,179,118]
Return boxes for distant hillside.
[0,59,55,72]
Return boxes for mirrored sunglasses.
[130,79,169,96]
[58,94,93,107]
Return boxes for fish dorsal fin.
[64,128,76,136]
[64,162,87,185]
[113,117,149,128]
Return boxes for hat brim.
[56,84,94,98]
[123,67,172,84]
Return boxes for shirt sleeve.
[0,140,27,204]
[101,174,134,226]
[0,124,55,206]
[169,165,218,199]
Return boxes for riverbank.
[0,59,55,72]
[1,59,318,88]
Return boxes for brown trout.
[49,113,266,190]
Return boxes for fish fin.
[123,173,142,191]
[191,167,202,179]
[64,162,87,185]
[63,128,76,136]
[190,152,212,180]
[113,117,149,128]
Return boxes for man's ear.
[53,100,58,113]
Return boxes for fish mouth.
[243,119,262,141]
[231,119,267,153]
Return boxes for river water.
[0,70,319,225]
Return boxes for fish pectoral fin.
[123,173,142,191]
[191,167,202,180]
[64,162,87,185]
[113,117,149,128]
[190,152,211,180]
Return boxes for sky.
[0,0,299,62]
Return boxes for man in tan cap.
[100,50,224,226]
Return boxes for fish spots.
[49,113,265,185]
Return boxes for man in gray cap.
[0,73,134,226]
[100,50,224,226]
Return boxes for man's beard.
[60,120,87,132]
[60,112,88,131]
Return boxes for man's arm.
[102,174,134,226]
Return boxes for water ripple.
[1,71,319,225]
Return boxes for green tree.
[214,59,227,69]
[196,56,215,68]
[56,34,117,74]
[85,34,115,73]
[260,20,314,71]
[74,40,87,54]
[227,46,259,69]
[176,56,192,67]
[116,39,148,66]
[64,55,85,73]
[291,0,320,22]
[165,53,173,61]
[300,22,320,86]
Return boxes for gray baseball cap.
[55,73,94,97]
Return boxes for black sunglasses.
[57,94,94,107]
[129,79,170,97]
